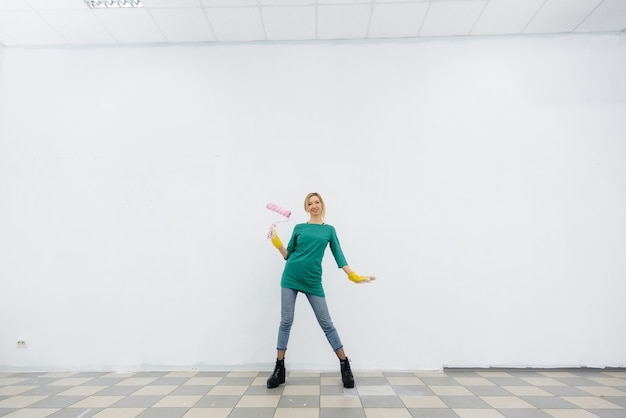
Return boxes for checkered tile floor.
[1,369,625,418]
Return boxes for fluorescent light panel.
[84,0,143,8]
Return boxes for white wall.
[0,44,4,75]
[1,34,625,372]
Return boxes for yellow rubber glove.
[270,229,283,249]
[348,271,369,283]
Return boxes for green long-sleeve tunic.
[281,223,347,297]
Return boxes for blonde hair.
[304,192,326,219]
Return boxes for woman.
[267,192,374,389]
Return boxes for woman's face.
[307,195,323,216]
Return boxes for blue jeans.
[277,287,343,352]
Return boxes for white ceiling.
[0,0,625,47]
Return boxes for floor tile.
[387,377,424,386]
[164,372,196,378]
[132,386,176,396]
[0,396,47,408]
[226,407,275,418]
[502,386,552,396]
[83,378,127,386]
[357,385,396,396]
[48,378,93,387]
[0,368,623,418]
[540,372,578,378]
[278,395,319,408]
[289,372,321,378]
[182,377,221,386]
[235,395,280,408]
[499,409,552,418]
[111,395,162,408]
[453,377,495,386]
[0,388,36,397]
[180,408,230,418]
[92,408,146,418]
[194,395,241,408]
[246,385,285,395]
[29,396,86,408]
[480,396,534,409]
[206,386,247,396]
[400,396,448,408]
[150,378,190,386]
[588,411,626,418]
[576,386,626,396]
[117,378,158,387]
[542,410,601,418]
[58,386,107,396]
[364,408,412,417]
[561,396,623,409]
[539,386,593,397]
[484,378,529,387]
[47,409,102,418]
[440,395,491,409]
[135,407,188,418]
[168,385,212,396]
[320,408,366,418]
[282,385,320,396]
[92,386,140,396]
[392,385,435,396]
[283,377,321,386]
[216,377,255,386]
[465,385,512,396]
[520,396,579,409]
[431,386,474,396]
[407,408,460,417]
[151,395,201,408]
[1,409,60,418]
[421,377,459,386]
[453,408,506,417]
[355,377,392,386]
[520,377,567,386]
[476,372,513,378]
[320,395,362,408]
[360,395,405,408]
[604,397,626,408]
[274,408,320,418]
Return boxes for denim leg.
[306,293,343,352]
[277,287,298,351]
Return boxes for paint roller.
[266,202,291,239]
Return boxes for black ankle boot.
[267,358,286,388]
[340,357,354,388]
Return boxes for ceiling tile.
[318,0,367,4]
[0,27,17,45]
[369,2,428,38]
[22,0,86,10]
[576,0,626,32]
[39,10,115,44]
[0,0,31,12]
[149,8,215,42]
[201,0,257,6]
[420,0,487,37]
[0,11,67,45]
[93,8,166,43]
[205,7,265,42]
[261,0,314,4]
[142,0,202,7]
[472,0,544,35]
[524,0,602,34]
[261,6,315,41]
[317,4,371,40]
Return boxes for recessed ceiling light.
[84,0,143,8]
